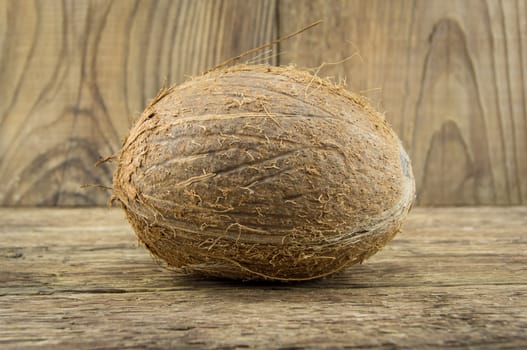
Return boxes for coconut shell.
[113,64,415,281]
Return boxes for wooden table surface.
[1,207,526,349]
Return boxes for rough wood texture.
[279,0,527,205]
[1,0,526,207]
[1,207,526,348]
[0,0,277,206]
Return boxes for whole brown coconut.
[113,64,415,281]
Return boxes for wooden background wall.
[0,0,526,206]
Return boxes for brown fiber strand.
[81,183,113,190]
[95,155,116,167]
[206,20,322,73]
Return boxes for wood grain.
[1,0,526,206]
[1,207,526,348]
[279,0,527,205]
[0,0,277,206]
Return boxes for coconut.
[112,64,415,281]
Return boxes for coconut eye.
[113,64,415,281]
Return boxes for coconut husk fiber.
[112,64,415,281]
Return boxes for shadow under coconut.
[166,260,414,293]
[153,263,414,306]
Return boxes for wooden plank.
[2,0,526,207]
[0,0,277,206]
[1,207,526,348]
[278,0,527,206]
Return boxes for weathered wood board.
[1,207,526,348]
[1,1,526,206]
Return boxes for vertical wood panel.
[0,0,277,206]
[1,0,526,206]
[278,0,527,205]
